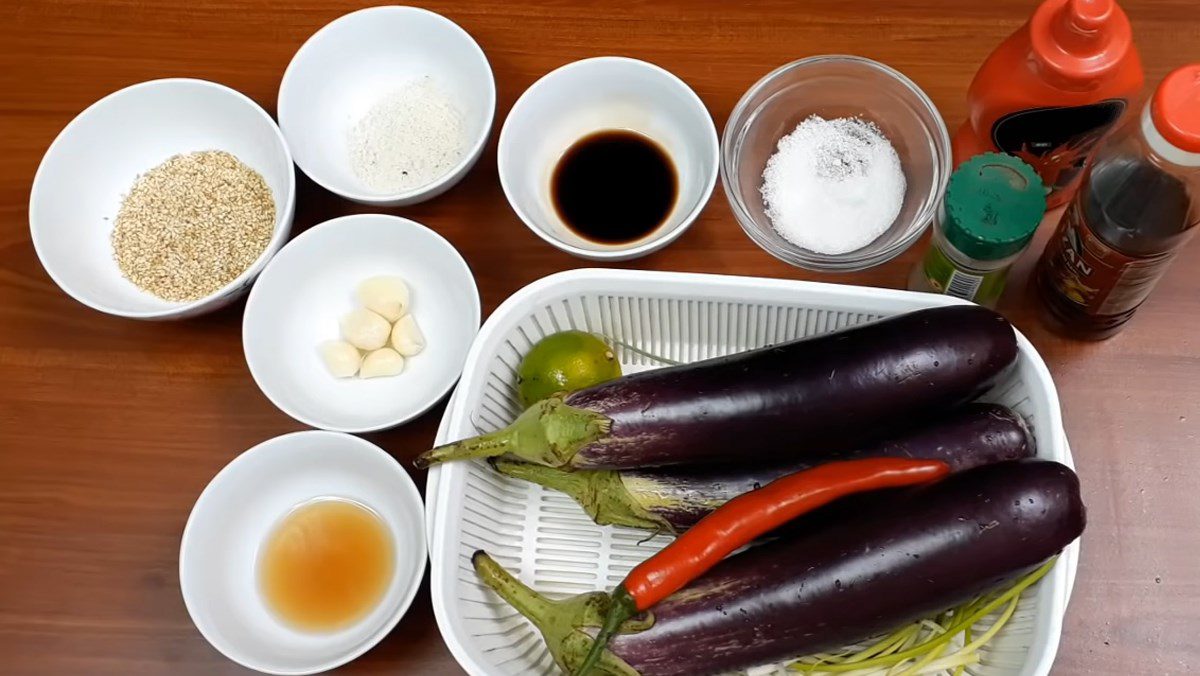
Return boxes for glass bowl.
[721,55,951,272]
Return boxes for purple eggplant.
[416,305,1018,470]
[491,403,1033,533]
[473,459,1084,676]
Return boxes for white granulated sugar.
[348,77,467,194]
[760,115,906,255]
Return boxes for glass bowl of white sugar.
[721,55,951,272]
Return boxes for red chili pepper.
[573,457,951,676]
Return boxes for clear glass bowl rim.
[720,54,953,272]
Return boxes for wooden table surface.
[3,0,1199,673]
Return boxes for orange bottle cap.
[1030,0,1133,82]
[1152,65,1200,153]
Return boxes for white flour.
[760,115,905,255]
[348,77,467,194]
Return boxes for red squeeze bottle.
[953,0,1144,209]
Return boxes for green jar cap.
[943,153,1046,261]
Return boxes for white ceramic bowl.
[29,78,296,319]
[180,431,426,675]
[498,57,719,261]
[243,214,480,433]
[278,6,495,206]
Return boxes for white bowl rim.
[497,55,720,260]
[28,77,297,319]
[178,429,427,675]
[242,213,482,433]
[277,5,497,204]
[720,54,952,272]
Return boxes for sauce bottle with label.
[1036,64,1200,339]
[953,0,1143,209]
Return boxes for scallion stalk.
[788,557,1056,675]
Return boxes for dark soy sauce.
[551,130,678,244]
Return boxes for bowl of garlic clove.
[243,214,480,432]
[320,276,428,379]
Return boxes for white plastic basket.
[427,269,1080,676]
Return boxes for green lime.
[516,331,622,408]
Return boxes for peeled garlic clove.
[320,340,361,378]
[390,314,426,356]
[340,308,391,351]
[360,348,405,378]
[356,276,410,323]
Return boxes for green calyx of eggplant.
[489,458,675,533]
[414,397,612,469]
[472,551,651,676]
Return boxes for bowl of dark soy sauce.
[552,129,678,245]
[498,57,719,260]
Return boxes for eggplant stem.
[472,551,644,676]
[490,458,675,533]
[415,398,612,469]
[415,432,514,469]
[471,550,554,619]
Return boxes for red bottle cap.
[1152,65,1200,153]
[1030,0,1133,83]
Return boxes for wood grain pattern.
[2,0,1199,673]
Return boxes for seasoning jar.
[908,153,1046,308]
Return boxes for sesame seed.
[110,150,276,302]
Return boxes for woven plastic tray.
[427,269,1079,676]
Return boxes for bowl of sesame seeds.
[30,78,296,319]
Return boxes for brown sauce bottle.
[1036,65,1200,339]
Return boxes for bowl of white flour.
[278,6,495,206]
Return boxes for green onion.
[788,557,1056,675]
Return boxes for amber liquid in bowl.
[257,497,395,633]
